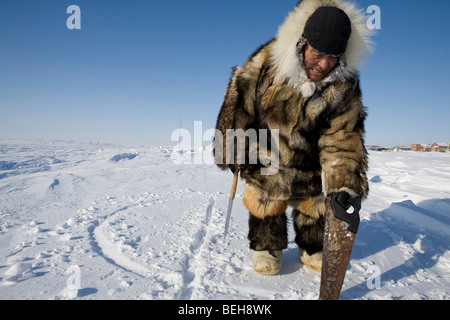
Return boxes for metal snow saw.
[320,192,362,300]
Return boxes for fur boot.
[248,213,287,275]
[248,213,288,251]
[299,250,323,273]
[292,209,324,271]
[253,250,283,276]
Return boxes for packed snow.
[0,139,449,300]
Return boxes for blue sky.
[1,0,449,147]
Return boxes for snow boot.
[248,213,287,276]
[299,249,323,273]
[292,208,325,272]
[253,250,283,276]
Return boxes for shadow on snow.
[341,198,450,299]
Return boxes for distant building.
[367,145,388,151]
[431,143,449,152]
[367,145,410,152]
[412,143,448,152]
[393,146,411,152]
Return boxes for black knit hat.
[303,7,352,56]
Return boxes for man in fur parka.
[214,0,373,276]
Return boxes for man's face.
[303,44,339,82]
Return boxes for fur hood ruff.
[271,0,374,97]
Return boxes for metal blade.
[319,199,358,300]
[224,170,239,239]
[223,197,234,239]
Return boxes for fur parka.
[214,0,373,201]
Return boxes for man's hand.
[328,192,362,233]
[334,192,352,212]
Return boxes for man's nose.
[317,58,329,70]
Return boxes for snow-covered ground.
[0,139,449,300]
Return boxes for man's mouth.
[312,68,324,75]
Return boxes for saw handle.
[329,192,361,234]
